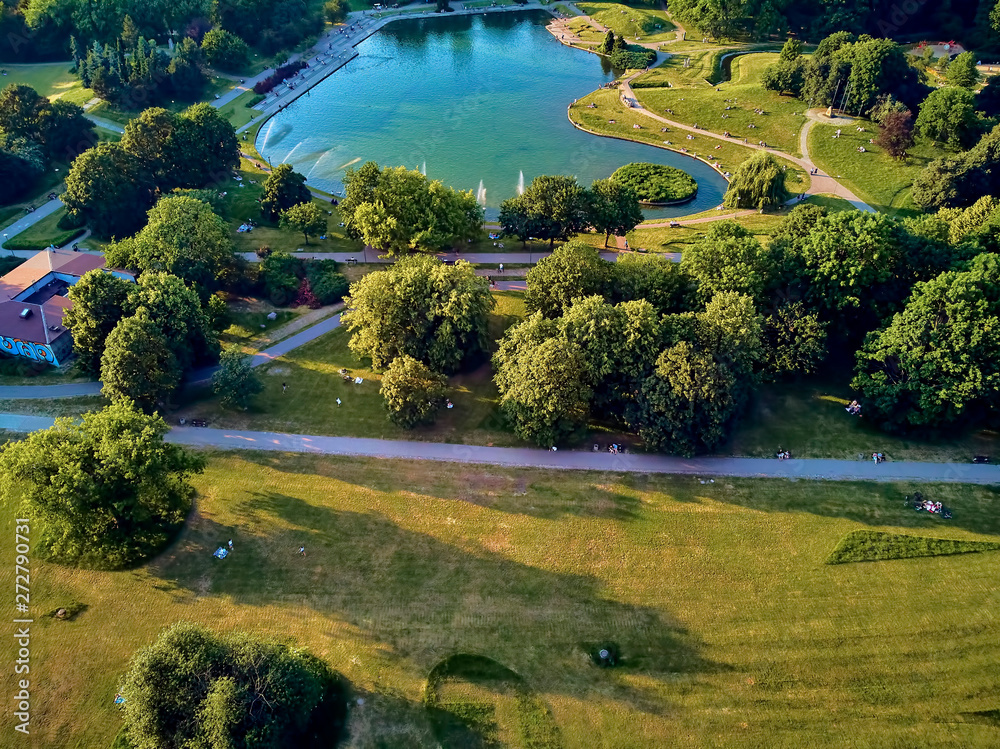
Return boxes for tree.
[633,341,739,456]
[946,51,980,89]
[380,355,448,427]
[0,134,45,203]
[993,0,1000,31]
[62,269,135,375]
[127,272,219,372]
[499,175,588,248]
[212,346,263,410]
[798,210,907,318]
[494,330,592,446]
[722,151,789,210]
[916,86,981,148]
[610,252,693,314]
[120,107,184,187]
[340,163,483,255]
[324,0,347,23]
[587,178,643,247]
[104,196,235,297]
[852,253,1000,432]
[120,623,343,749]
[913,125,1000,209]
[760,57,806,96]
[874,108,914,160]
[524,241,608,318]
[200,28,251,71]
[598,30,615,55]
[173,103,239,187]
[37,99,96,161]
[280,201,328,244]
[63,141,153,236]
[261,163,312,220]
[0,402,203,568]
[342,255,493,374]
[779,37,802,60]
[680,221,773,302]
[0,84,45,138]
[762,301,827,378]
[976,74,1000,117]
[101,313,182,412]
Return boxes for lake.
[256,10,727,219]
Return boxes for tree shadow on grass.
[148,489,724,713]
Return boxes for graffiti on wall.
[0,336,56,364]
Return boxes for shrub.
[253,61,308,95]
[610,162,697,203]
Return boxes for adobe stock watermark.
[874,0,932,36]
[12,519,31,736]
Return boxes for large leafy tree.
[852,253,1000,432]
[524,241,608,318]
[946,51,980,89]
[280,201,328,244]
[761,301,828,378]
[499,175,588,248]
[494,329,592,447]
[100,313,182,413]
[342,256,493,374]
[915,86,982,148]
[126,271,219,372]
[62,269,135,375]
[340,162,482,255]
[874,108,914,160]
[63,141,153,236]
[174,103,239,187]
[634,340,739,455]
[201,28,251,71]
[120,622,343,749]
[212,347,263,410]
[380,355,448,428]
[587,178,643,247]
[721,151,789,210]
[0,402,203,568]
[610,252,693,314]
[912,125,1000,210]
[0,84,46,137]
[261,163,312,220]
[104,196,236,297]
[680,220,774,302]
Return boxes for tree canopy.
[380,355,449,428]
[260,163,312,221]
[120,622,344,749]
[342,256,494,374]
[852,252,1000,432]
[212,347,264,410]
[62,269,135,375]
[722,151,789,210]
[340,162,483,255]
[915,86,982,148]
[0,402,203,568]
[499,175,589,248]
[280,201,328,244]
[680,221,774,303]
[524,241,609,318]
[587,177,644,247]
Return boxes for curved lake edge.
[255,9,729,218]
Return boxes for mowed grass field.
[634,53,808,156]
[807,122,949,216]
[575,2,676,43]
[3,452,999,747]
[3,62,93,104]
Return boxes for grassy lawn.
[5,450,1000,747]
[0,395,106,417]
[215,89,265,130]
[634,53,808,156]
[0,357,93,387]
[3,62,92,103]
[631,47,726,86]
[177,290,528,445]
[575,2,675,43]
[569,88,807,197]
[807,123,948,216]
[4,207,84,251]
[220,306,301,348]
[728,376,1000,462]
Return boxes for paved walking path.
[0,198,64,253]
[0,412,995,484]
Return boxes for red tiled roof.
[0,301,69,345]
[0,250,107,302]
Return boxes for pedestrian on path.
[499,263,504,274]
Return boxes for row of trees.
[761,33,928,114]
[914,124,1000,209]
[63,103,239,236]
[340,162,485,256]
[9,0,323,59]
[499,174,643,248]
[0,83,95,202]
[72,20,208,106]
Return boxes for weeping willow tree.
[722,151,790,210]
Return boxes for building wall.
[0,335,60,365]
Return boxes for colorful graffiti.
[0,336,56,364]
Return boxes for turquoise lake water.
[256,10,727,219]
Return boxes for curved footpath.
[0,412,995,484]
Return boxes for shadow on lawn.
[148,490,724,711]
